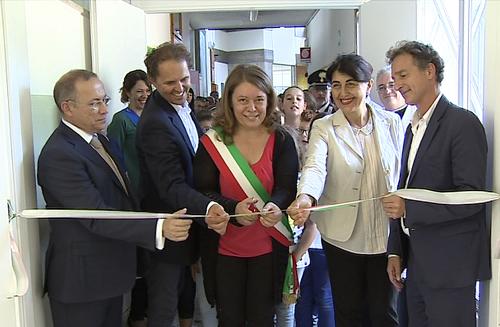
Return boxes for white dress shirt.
[171,102,199,152]
[401,93,443,235]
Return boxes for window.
[273,64,294,95]
[417,0,485,120]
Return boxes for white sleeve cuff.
[206,201,217,215]
[155,218,166,250]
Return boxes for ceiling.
[186,10,317,30]
[129,0,368,30]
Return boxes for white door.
[0,1,31,326]
[0,28,22,327]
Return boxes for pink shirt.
[218,133,275,257]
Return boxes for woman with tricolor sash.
[193,64,299,327]
[288,54,403,327]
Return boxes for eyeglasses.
[377,82,396,93]
[67,96,111,112]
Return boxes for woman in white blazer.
[288,54,403,327]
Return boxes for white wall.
[272,28,298,65]
[214,61,228,94]
[479,0,500,325]
[146,13,171,47]
[359,0,417,103]
[26,1,88,95]
[91,0,147,118]
[307,9,357,72]
[214,29,271,52]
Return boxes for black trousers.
[178,265,196,319]
[406,245,476,327]
[145,259,185,327]
[323,241,398,327]
[215,253,275,327]
[129,278,147,321]
[50,295,122,327]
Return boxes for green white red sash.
[201,127,299,303]
[202,128,293,245]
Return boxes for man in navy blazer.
[38,70,193,327]
[382,41,490,327]
[136,43,229,327]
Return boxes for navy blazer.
[387,96,491,288]
[136,90,211,264]
[37,122,157,303]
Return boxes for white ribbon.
[7,189,499,298]
[393,188,500,204]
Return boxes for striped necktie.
[90,135,128,195]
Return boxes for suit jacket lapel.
[98,134,132,196]
[332,111,363,159]
[407,96,447,185]
[154,92,196,156]
[169,111,195,156]
[59,123,130,197]
[59,123,107,171]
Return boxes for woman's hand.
[287,194,314,226]
[235,197,259,226]
[260,202,283,227]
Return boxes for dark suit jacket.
[37,122,157,303]
[387,96,491,289]
[193,128,299,305]
[136,90,210,265]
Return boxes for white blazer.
[298,105,404,242]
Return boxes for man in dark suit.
[38,69,193,327]
[382,41,490,327]
[136,43,229,327]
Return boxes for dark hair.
[120,69,150,103]
[144,42,191,80]
[188,88,195,110]
[214,64,278,144]
[196,108,214,123]
[210,90,219,99]
[300,110,314,123]
[282,86,304,99]
[386,40,445,84]
[53,69,97,111]
[326,53,373,83]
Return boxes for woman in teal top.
[107,69,151,193]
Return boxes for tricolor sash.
[201,127,299,303]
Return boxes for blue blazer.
[136,90,210,264]
[387,96,491,288]
[37,122,157,303]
